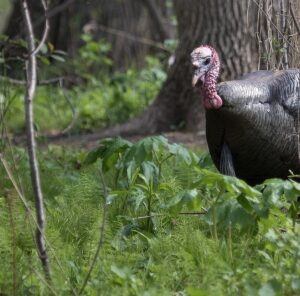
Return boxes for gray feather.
[220,143,236,177]
[207,69,300,185]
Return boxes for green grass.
[1,137,300,295]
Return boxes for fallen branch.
[21,0,51,282]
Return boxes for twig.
[252,0,300,54]
[34,0,75,28]
[179,211,208,215]
[281,0,289,69]
[0,154,32,211]
[59,79,78,135]
[21,0,51,281]
[5,194,17,295]
[0,75,69,86]
[84,23,171,53]
[290,0,300,36]
[78,164,108,295]
[132,210,208,220]
[0,75,78,136]
[30,266,58,296]
[31,0,50,56]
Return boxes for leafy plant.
[1,136,300,295]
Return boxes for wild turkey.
[191,45,300,185]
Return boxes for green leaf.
[39,56,50,65]
[167,143,192,164]
[126,160,137,182]
[141,161,159,184]
[83,137,132,168]
[237,194,254,213]
[53,49,68,56]
[51,54,66,62]
[164,189,199,214]
[132,189,146,212]
[258,280,282,296]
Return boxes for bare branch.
[34,0,75,28]
[31,0,50,56]
[59,79,78,135]
[0,75,70,86]
[252,0,300,54]
[20,0,51,282]
[84,23,171,53]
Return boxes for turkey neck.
[201,48,223,109]
[202,70,218,101]
[202,63,222,109]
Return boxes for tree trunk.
[106,0,258,137]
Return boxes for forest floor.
[52,130,208,150]
[13,130,208,150]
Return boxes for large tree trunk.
[106,0,258,137]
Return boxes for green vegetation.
[1,136,300,295]
[0,35,167,134]
[1,31,300,296]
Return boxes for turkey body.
[206,69,300,185]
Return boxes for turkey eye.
[204,58,211,65]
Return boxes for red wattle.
[204,94,223,109]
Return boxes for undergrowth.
[1,136,300,295]
[0,35,167,134]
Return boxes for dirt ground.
[41,130,208,150]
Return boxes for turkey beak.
[192,72,203,87]
[192,63,206,87]
[192,75,199,87]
